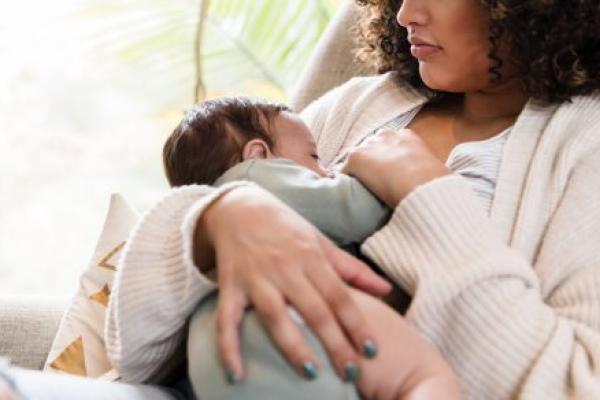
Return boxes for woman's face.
[397,0,505,93]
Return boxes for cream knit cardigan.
[106,72,600,399]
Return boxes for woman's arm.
[104,183,249,383]
[361,153,600,398]
[106,181,390,384]
[105,75,395,384]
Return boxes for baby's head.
[163,96,328,187]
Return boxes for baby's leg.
[187,292,361,400]
[187,291,460,400]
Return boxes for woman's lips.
[410,44,441,59]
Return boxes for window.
[0,0,341,295]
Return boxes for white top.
[444,128,510,214]
[106,72,600,400]
[336,105,511,215]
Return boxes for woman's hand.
[349,289,462,400]
[195,185,392,383]
[341,129,451,208]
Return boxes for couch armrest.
[0,296,68,370]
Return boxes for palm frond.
[199,0,341,99]
[72,0,341,105]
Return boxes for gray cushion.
[0,296,68,370]
[288,1,375,112]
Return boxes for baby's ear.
[242,139,272,160]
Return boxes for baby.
[162,97,461,400]
[163,96,391,250]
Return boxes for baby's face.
[271,112,330,177]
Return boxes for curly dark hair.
[354,0,600,103]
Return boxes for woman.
[106,0,600,398]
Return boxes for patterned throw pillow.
[44,193,138,380]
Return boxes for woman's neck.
[460,79,529,123]
[410,79,530,152]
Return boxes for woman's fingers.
[207,190,387,384]
[322,236,391,296]
[248,279,321,379]
[216,284,247,383]
[305,257,379,364]
[279,268,363,381]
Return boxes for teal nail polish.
[225,369,237,385]
[344,362,360,382]
[302,362,318,380]
[362,340,378,359]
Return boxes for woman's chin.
[419,68,452,91]
[419,65,492,93]
[420,73,478,94]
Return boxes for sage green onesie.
[188,158,390,400]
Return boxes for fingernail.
[302,361,318,380]
[362,340,378,359]
[344,362,360,382]
[225,369,237,385]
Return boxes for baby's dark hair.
[163,96,291,187]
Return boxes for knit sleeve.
[361,160,600,399]
[105,182,251,383]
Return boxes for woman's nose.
[396,0,427,28]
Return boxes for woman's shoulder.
[553,93,600,147]
[302,72,424,115]
[539,93,600,171]
[330,71,425,102]
[301,72,428,164]
[558,93,600,116]
[300,72,427,131]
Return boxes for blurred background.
[0,0,342,295]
